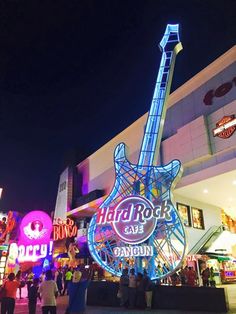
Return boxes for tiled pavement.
[14,296,235,314]
[14,284,236,314]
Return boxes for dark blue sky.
[0,0,235,211]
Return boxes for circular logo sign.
[19,210,52,244]
[112,196,157,244]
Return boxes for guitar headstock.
[159,24,183,54]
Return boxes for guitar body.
[103,143,182,208]
[88,143,186,279]
[87,25,187,279]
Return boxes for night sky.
[0,0,235,212]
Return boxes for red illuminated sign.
[213,115,236,138]
[53,218,78,241]
[204,77,236,106]
[186,255,202,262]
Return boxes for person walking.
[119,269,129,308]
[201,267,210,287]
[162,263,170,285]
[55,269,63,296]
[136,272,146,309]
[15,270,23,299]
[26,270,34,297]
[128,268,136,309]
[39,270,58,314]
[67,265,93,314]
[170,271,180,286]
[179,267,187,286]
[209,267,216,287]
[28,278,40,314]
[186,267,197,287]
[1,272,20,314]
[39,271,45,283]
[62,268,73,296]
[143,269,153,309]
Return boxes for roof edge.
[168,45,236,107]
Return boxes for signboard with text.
[8,211,53,264]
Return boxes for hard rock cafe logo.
[213,115,236,139]
[96,195,171,245]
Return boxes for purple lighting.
[19,210,52,245]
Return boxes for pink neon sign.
[13,210,54,263]
[19,211,52,245]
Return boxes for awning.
[207,253,231,262]
[217,256,231,262]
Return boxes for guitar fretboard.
[138,25,182,167]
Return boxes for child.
[28,278,40,314]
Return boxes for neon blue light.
[159,24,181,51]
[87,24,186,279]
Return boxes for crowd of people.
[119,268,153,310]
[0,264,217,314]
[0,265,92,314]
[178,265,216,287]
[118,265,217,309]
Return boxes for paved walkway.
[14,284,236,314]
[223,283,236,311]
[14,296,235,314]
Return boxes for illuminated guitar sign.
[87,24,186,279]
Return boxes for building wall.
[163,61,236,139]
[76,47,236,195]
[173,193,222,251]
[64,47,236,255]
[162,99,236,178]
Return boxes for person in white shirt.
[39,270,58,314]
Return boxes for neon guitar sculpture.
[87,24,186,279]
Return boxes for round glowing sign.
[19,210,52,244]
[112,196,157,244]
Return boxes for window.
[192,207,205,230]
[177,203,191,227]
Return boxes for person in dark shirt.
[28,278,40,314]
[119,269,129,308]
[136,272,146,309]
[143,269,153,309]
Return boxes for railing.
[188,225,223,255]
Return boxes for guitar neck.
[138,26,182,167]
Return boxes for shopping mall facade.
[54,45,236,282]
